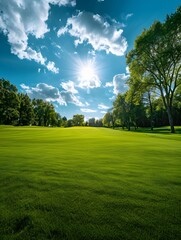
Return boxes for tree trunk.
[127,121,130,131]
[148,92,154,131]
[159,88,175,133]
[167,107,175,133]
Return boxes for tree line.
[104,7,181,133]
[0,79,104,127]
[0,79,60,126]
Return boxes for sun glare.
[71,57,102,89]
[78,61,97,80]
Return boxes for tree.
[95,119,103,127]
[127,7,181,133]
[32,99,46,126]
[43,102,57,126]
[113,93,131,130]
[18,93,34,125]
[32,99,59,126]
[127,76,157,130]
[88,118,96,127]
[103,112,113,128]
[61,116,67,127]
[66,119,74,127]
[56,113,62,127]
[0,79,20,125]
[73,114,84,126]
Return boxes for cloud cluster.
[21,83,64,104]
[61,91,84,106]
[47,61,59,74]
[0,0,75,72]
[98,104,110,110]
[104,69,130,95]
[80,108,97,113]
[113,74,129,94]
[61,80,78,94]
[58,11,127,56]
[20,81,85,107]
[78,74,101,89]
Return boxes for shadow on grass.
[115,126,181,135]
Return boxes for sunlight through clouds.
[77,60,101,89]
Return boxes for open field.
[0,126,181,240]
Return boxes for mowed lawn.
[0,126,181,240]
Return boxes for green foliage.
[88,118,103,127]
[102,112,112,127]
[0,79,20,125]
[18,93,34,126]
[0,78,65,127]
[32,99,57,126]
[73,114,84,126]
[0,126,181,239]
[88,117,96,126]
[126,7,181,133]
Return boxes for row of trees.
[105,7,181,133]
[0,79,104,127]
[103,91,181,130]
[0,79,62,126]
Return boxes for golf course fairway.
[0,126,181,240]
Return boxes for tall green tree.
[18,93,34,125]
[127,7,181,133]
[127,76,157,130]
[32,99,45,126]
[32,99,58,126]
[88,118,96,127]
[0,79,20,125]
[73,114,84,126]
[103,112,113,128]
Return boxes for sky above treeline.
[0,0,180,119]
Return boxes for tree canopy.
[126,7,181,133]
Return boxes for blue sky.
[0,0,181,119]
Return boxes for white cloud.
[22,83,65,105]
[98,104,110,110]
[47,61,59,74]
[61,80,78,94]
[57,26,68,35]
[54,0,76,7]
[101,111,107,114]
[113,74,129,95]
[20,83,30,90]
[104,82,113,88]
[57,11,127,56]
[80,108,97,113]
[85,102,90,106]
[20,81,86,107]
[0,0,75,72]
[126,66,130,74]
[109,96,115,101]
[52,42,62,50]
[61,91,84,106]
[125,13,133,20]
[78,74,101,89]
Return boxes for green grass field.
[0,126,181,240]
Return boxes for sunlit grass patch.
[0,126,181,240]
